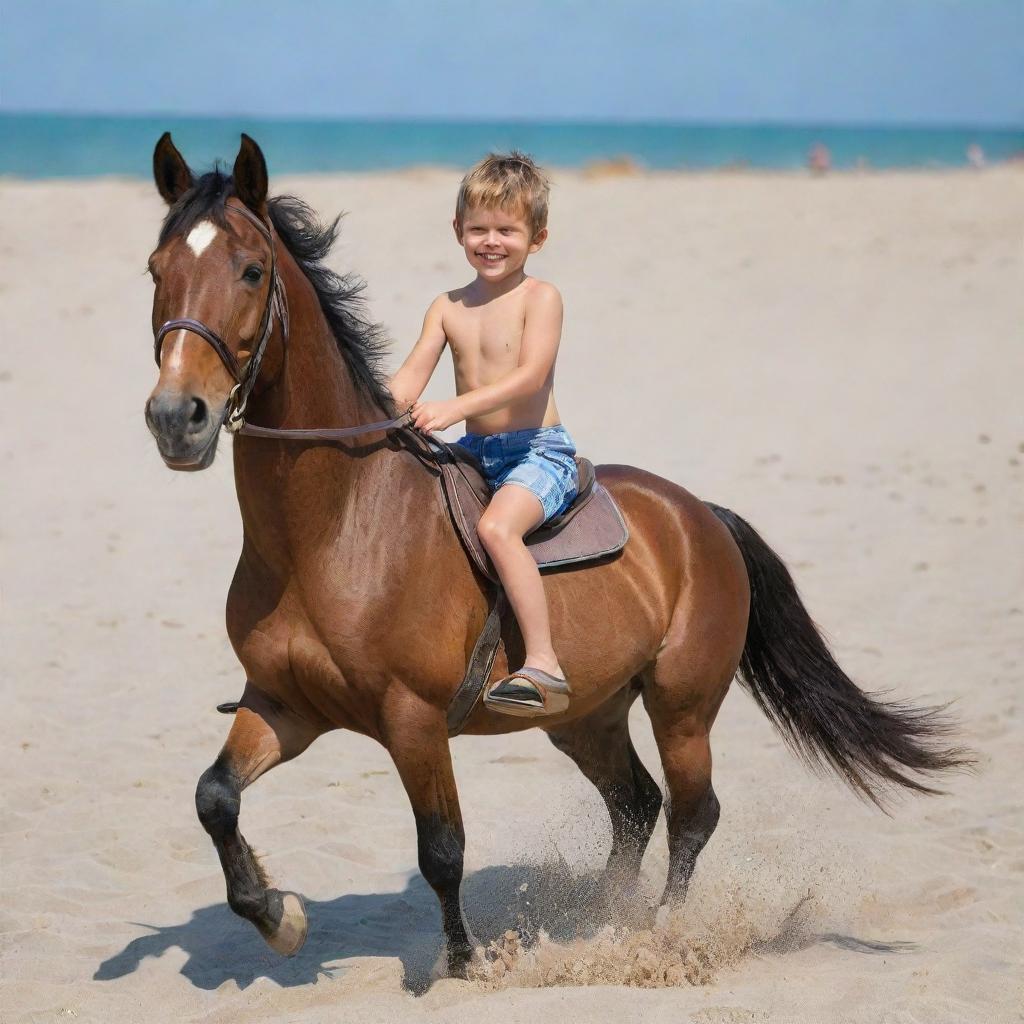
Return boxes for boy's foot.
[484,666,570,718]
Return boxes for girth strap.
[447,587,508,737]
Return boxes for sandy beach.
[2,166,1022,1023]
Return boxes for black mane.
[159,169,395,415]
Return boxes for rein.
[236,412,414,442]
[154,199,412,442]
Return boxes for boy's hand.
[410,398,464,433]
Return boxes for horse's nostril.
[189,397,208,427]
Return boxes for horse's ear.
[153,132,194,205]
[232,134,268,214]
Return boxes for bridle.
[153,199,413,443]
[154,201,289,432]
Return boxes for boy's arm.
[453,283,563,422]
[387,296,448,409]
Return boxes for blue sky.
[3,0,1022,126]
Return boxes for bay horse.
[144,133,969,974]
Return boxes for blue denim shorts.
[452,424,579,523]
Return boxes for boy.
[387,151,578,718]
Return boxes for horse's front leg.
[384,696,475,977]
[195,684,319,956]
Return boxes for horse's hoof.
[432,939,475,980]
[264,891,308,957]
[654,901,674,930]
[446,948,472,979]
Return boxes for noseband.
[154,201,290,432]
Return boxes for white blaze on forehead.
[185,220,218,257]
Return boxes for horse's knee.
[416,813,464,894]
[195,762,240,840]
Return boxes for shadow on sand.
[94,862,916,995]
[94,861,608,995]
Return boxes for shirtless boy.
[387,151,578,718]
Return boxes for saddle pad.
[438,450,629,583]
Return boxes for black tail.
[708,503,973,808]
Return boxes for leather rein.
[154,200,412,443]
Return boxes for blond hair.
[455,150,550,238]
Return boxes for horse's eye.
[243,265,263,284]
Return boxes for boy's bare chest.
[445,296,527,368]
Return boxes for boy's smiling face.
[454,204,547,284]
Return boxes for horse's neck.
[231,250,414,562]
[249,253,382,432]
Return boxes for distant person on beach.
[808,142,831,174]
[967,143,986,168]
[387,152,577,718]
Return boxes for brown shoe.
[484,666,571,718]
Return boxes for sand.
[1,166,1022,1023]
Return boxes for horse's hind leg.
[384,700,474,978]
[643,666,729,906]
[545,682,663,894]
[195,685,319,955]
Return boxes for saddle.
[434,442,629,583]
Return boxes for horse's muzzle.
[145,389,222,470]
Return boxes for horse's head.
[145,132,281,470]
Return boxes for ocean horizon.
[1,112,1021,179]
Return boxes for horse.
[143,133,970,974]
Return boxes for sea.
[1,113,1021,179]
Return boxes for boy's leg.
[476,483,564,681]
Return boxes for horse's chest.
[230,587,394,733]
[226,509,477,721]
